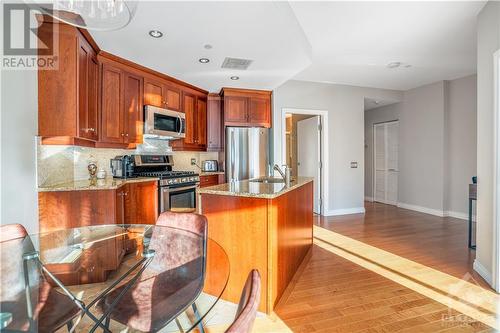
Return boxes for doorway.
[373,121,399,205]
[282,108,329,216]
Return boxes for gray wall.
[476,1,500,282]
[273,80,403,214]
[1,69,39,232]
[445,75,477,216]
[399,81,447,212]
[364,103,401,199]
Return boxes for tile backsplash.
[37,137,221,187]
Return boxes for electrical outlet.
[191,158,196,166]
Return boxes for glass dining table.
[0,224,230,333]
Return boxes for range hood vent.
[221,57,253,70]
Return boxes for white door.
[297,116,321,214]
[374,121,399,205]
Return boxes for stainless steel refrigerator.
[225,127,270,182]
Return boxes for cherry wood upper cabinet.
[171,93,208,151]
[144,78,181,111]
[248,97,271,127]
[224,96,248,124]
[221,88,272,128]
[143,78,164,108]
[123,73,144,144]
[38,22,100,146]
[100,64,124,144]
[197,98,207,146]
[207,94,223,152]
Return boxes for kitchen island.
[198,177,313,313]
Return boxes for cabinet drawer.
[200,175,219,188]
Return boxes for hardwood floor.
[316,202,487,288]
[273,202,496,332]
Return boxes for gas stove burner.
[136,170,197,179]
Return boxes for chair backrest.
[0,223,28,242]
[156,211,208,238]
[226,270,261,333]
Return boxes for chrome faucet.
[274,164,286,179]
[274,164,291,185]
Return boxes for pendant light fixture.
[28,0,138,31]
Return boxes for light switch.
[350,162,358,168]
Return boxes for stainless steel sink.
[249,177,286,184]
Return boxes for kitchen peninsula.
[198,177,313,313]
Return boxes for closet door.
[373,121,399,205]
[374,123,386,203]
[386,122,399,204]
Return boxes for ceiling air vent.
[221,57,253,70]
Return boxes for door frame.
[493,49,500,291]
[372,120,399,205]
[281,108,329,216]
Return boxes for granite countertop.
[38,177,159,192]
[197,177,313,199]
[200,171,225,176]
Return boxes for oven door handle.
[162,184,199,192]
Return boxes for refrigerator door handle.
[231,130,235,181]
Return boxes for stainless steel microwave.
[144,105,186,139]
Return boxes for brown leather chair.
[97,212,208,332]
[0,224,80,332]
[226,270,261,333]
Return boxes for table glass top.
[0,224,229,333]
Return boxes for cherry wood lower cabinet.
[200,181,313,313]
[38,180,158,233]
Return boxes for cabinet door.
[123,72,143,144]
[248,97,271,127]
[87,55,99,141]
[224,96,248,124]
[207,96,222,151]
[115,186,127,225]
[183,92,196,144]
[165,85,181,111]
[125,182,158,225]
[77,40,89,139]
[101,64,124,143]
[197,98,207,146]
[144,78,164,107]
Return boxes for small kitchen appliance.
[202,160,218,172]
[110,155,135,179]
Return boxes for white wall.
[475,1,500,283]
[364,103,401,199]
[0,69,39,233]
[446,75,477,217]
[272,80,403,215]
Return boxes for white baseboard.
[397,202,446,217]
[473,259,493,286]
[364,196,374,202]
[445,210,473,221]
[396,203,472,221]
[324,207,366,216]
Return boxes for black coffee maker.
[110,155,136,179]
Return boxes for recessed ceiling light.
[199,58,210,64]
[374,100,380,105]
[230,76,239,80]
[204,44,213,50]
[149,30,163,38]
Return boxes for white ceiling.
[90,1,312,92]
[91,1,485,92]
[290,1,485,90]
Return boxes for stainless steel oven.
[160,182,198,212]
[144,105,186,139]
